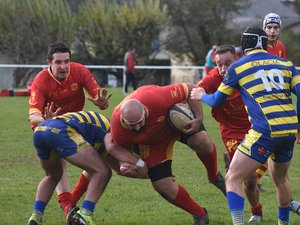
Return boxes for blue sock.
[33,200,46,214]
[278,206,290,223]
[81,200,95,214]
[227,191,245,225]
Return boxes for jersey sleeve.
[196,71,219,93]
[159,83,189,104]
[290,66,300,123]
[291,66,300,90]
[282,47,287,60]
[200,66,239,106]
[80,65,100,98]
[201,90,228,107]
[280,41,287,60]
[29,77,46,115]
[219,65,239,95]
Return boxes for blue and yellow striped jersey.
[55,111,110,152]
[218,49,300,137]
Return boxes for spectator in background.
[263,12,286,59]
[203,45,217,76]
[28,42,111,218]
[124,48,137,95]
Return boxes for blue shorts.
[238,129,295,163]
[33,119,90,160]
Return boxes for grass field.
[1,87,300,224]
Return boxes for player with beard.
[104,83,226,225]
[196,45,265,223]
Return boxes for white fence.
[1,64,300,89]
[0,64,205,69]
[0,64,206,89]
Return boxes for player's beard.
[268,34,279,45]
[133,126,145,132]
[57,71,68,80]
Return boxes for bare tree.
[160,0,249,64]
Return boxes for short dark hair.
[47,42,71,60]
[215,45,235,55]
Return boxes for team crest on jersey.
[257,147,265,155]
[157,116,165,122]
[170,88,178,99]
[29,90,36,104]
[71,83,79,91]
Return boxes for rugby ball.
[168,102,195,131]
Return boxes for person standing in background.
[203,45,217,76]
[124,48,137,95]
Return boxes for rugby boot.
[290,199,300,215]
[66,206,79,225]
[71,210,95,225]
[210,172,226,196]
[248,214,262,223]
[27,212,43,225]
[193,208,209,225]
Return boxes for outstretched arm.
[88,88,112,110]
[191,87,228,107]
[43,102,62,119]
[28,102,62,127]
[293,83,300,144]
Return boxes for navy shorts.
[238,129,295,163]
[33,119,90,160]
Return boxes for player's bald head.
[121,99,145,123]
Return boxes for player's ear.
[47,59,52,65]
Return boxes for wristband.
[135,158,145,168]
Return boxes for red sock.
[196,142,218,182]
[228,151,235,160]
[251,203,263,216]
[256,163,268,181]
[172,185,206,216]
[71,173,89,205]
[57,192,72,216]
